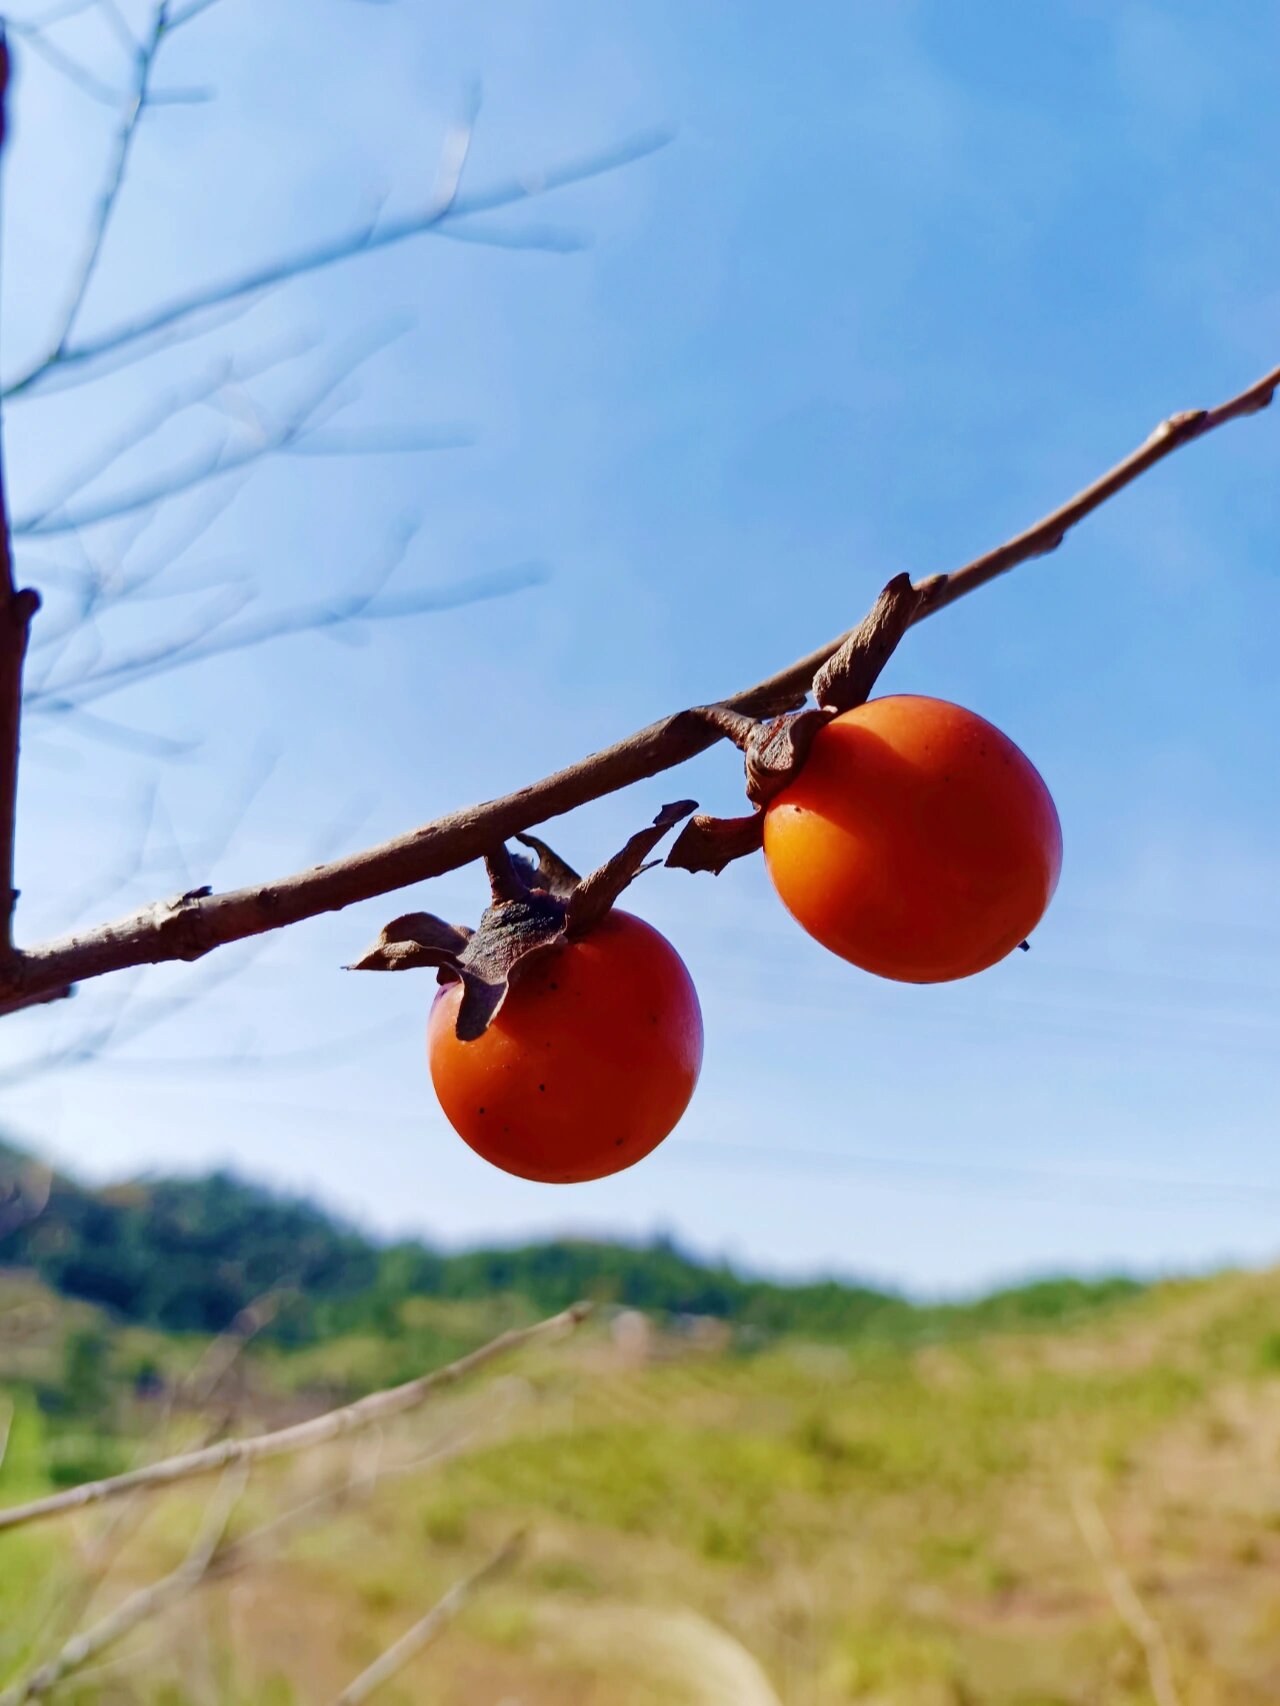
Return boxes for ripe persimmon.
[763,694,1061,982]
[427,910,703,1183]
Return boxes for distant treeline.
[0,1143,1140,1344]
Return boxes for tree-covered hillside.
[0,1141,1140,1345]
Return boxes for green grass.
[7,1263,1280,1702]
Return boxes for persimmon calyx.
[811,572,922,713]
[666,809,766,876]
[668,575,922,878]
[346,800,696,1041]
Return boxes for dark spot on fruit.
[615,1137,625,1147]
[550,981,559,990]
[477,1107,485,1115]
[539,1083,546,1092]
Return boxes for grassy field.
[5,1262,1280,1704]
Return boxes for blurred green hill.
[0,1138,1139,1352]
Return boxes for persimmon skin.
[427,910,703,1183]
[763,695,1062,983]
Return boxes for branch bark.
[0,357,1276,1012]
[0,1301,591,1535]
[0,35,42,957]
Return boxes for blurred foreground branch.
[1,1416,496,1705]
[0,1302,591,1533]
[0,1465,247,1706]
[334,1532,525,1705]
[1071,1484,1181,1706]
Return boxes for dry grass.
[7,1266,1280,1702]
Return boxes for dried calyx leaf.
[346,913,473,972]
[667,575,921,876]
[347,802,696,1042]
[666,810,765,876]
[566,799,695,937]
[511,832,580,898]
[811,573,922,712]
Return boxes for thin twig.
[914,368,1278,615]
[12,324,456,538]
[333,1533,525,1706]
[46,3,170,364]
[12,336,316,533]
[0,356,1274,1012]
[1,127,674,397]
[0,1303,591,1534]
[179,1291,280,1409]
[1071,1485,1181,1706]
[2,22,125,107]
[37,1419,498,1694]
[0,1466,246,1706]
[27,560,544,713]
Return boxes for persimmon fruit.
[763,694,1061,982]
[428,910,703,1183]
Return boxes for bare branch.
[45,3,170,366]
[13,336,317,532]
[27,559,546,712]
[12,322,440,537]
[1072,1484,1181,1706]
[333,1534,525,1706]
[165,0,224,28]
[2,126,674,397]
[2,20,125,107]
[0,36,42,955]
[0,1302,591,1533]
[96,0,142,56]
[0,355,1274,1011]
[915,368,1278,615]
[19,0,105,30]
[0,1466,246,1706]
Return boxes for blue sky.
[1,0,1278,1293]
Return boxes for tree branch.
[0,34,42,957]
[1071,1484,1181,1706]
[12,322,462,538]
[0,1302,591,1534]
[913,367,1278,616]
[45,3,169,368]
[1,126,674,398]
[333,1534,525,1706]
[0,1466,246,1706]
[0,356,1275,1010]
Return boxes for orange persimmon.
[428,911,703,1183]
[763,694,1061,982]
